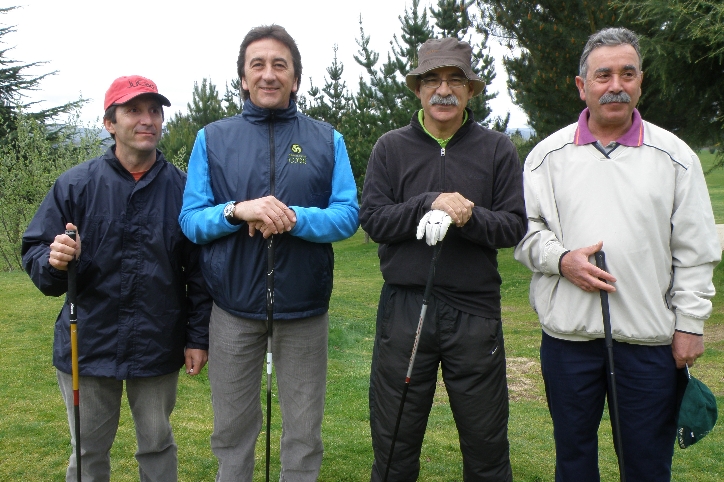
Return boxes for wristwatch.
[223,201,242,225]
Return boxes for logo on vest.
[288,144,307,165]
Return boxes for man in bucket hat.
[22,75,211,481]
[360,37,526,481]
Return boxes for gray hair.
[579,27,642,78]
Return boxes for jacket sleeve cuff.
[542,241,569,275]
[186,342,209,351]
[557,250,570,276]
[675,312,705,336]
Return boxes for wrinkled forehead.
[587,44,641,71]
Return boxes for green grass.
[3,216,724,480]
[701,150,724,223]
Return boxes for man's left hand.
[416,210,453,246]
[185,348,208,376]
[672,331,704,369]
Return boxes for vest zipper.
[268,115,276,196]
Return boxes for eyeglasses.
[419,77,469,89]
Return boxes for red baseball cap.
[104,75,171,111]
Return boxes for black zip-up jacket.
[360,109,527,317]
[22,148,211,379]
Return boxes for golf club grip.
[594,252,613,343]
[66,230,79,391]
[66,230,77,318]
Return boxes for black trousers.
[369,283,512,482]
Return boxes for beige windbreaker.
[515,121,721,345]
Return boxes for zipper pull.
[441,147,446,157]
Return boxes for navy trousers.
[540,332,678,482]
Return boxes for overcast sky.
[6,0,528,128]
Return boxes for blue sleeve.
[289,130,360,243]
[179,129,242,245]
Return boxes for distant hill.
[506,127,535,140]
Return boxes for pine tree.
[222,78,243,117]
[431,0,505,128]
[0,7,83,143]
[624,0,724,151]
[303,45,350,129]
[477,0,724,147]
[477,0,629,138]
[159,78,234,171]
[298,0,503,195]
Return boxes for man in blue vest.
[179,25,359,482]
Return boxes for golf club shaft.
[266,235,274,482]
[383,243,442,482]
[594,251,626,482]
[66,229,81,482]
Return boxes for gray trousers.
[57,370,179,482]
[209,304,328,482]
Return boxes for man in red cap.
[22,75,211,481]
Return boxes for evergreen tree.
[222,78,243,116]
[431,0,506,128]
[477,0,723,147]
[303,45,350,129]
[159,78,237,171]
[298,0,503,195]
[477,0,629,138]
[624,0,724,151]
[0,7,83,143]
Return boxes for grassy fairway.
[701,150,724,223]
[2,157,723,480]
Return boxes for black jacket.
[360,110,527,317]
[22,147,211,379]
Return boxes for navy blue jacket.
[179,100,360,320]
[22,148,211,379]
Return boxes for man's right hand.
[560,241,616,293]
[49,222,81,271]
[431,192,474,227]
[230,196,297,237]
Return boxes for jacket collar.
[574,108,644,147]
[242,98,298,124]
[410,106,475,143]
[104,146,165,181]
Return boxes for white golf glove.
[416,210,453,246]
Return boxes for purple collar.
[574,108,644,146]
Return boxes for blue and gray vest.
[202,100,335,320]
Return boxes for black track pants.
[369,283,512,482]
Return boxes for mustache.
[599,92,632,104]
[429,94,459,106]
